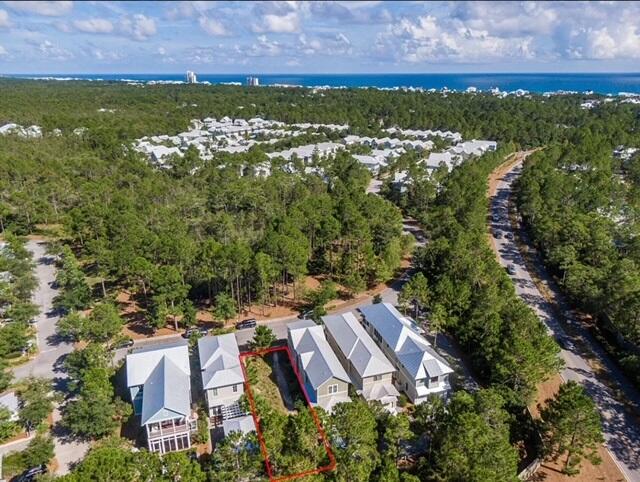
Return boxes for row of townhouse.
[126,303,454,455]
[125,334,254,456]
[343,135,434,152]
[287,303,453,414]
[265,142,344,164]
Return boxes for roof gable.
[288,321,350,389]
[198,334,245,389]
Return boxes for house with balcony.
[322,313,400,412]
[359,303,453,405]
[287,319,351,413]
[198,334,246,426]
[125,340,196,454]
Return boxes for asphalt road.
[492,160,640,481]
[8,240,89,475]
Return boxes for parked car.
[297,310,314,320]
[505,232,514,240]
[27,318,38,325]
[507,264,517,275]
[494,230,503,239]
[15,464,47,482]
[236,318,257,330]
[182,326,208,338]
[113,337,134,349]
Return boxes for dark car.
[113,337,134,349]
[236,318,257,330]
[297,310,313,320]
[15,464,47,482]
[182,326,208,338]
[494,230,503,239]
[505,232,514,240]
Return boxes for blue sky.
[0,1,639,74]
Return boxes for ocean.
[6,73,640,95]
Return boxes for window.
[211,388,218,396]
[430,376,439,384]
[373,374,382,382]
[150,440,162,453]
[232,384,238,393]
[176,434,190,450]
[328,384,339,394]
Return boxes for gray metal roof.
[126,340,190,388]
[288,321,350,389]
[222,415,256,436]
[0,391,19,420]
[140,355,191,425]
[125,341,192,425]
[322,312,395,378]
[197,334,245,389]
[360,303,453,380]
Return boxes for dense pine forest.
[0,78,638,480]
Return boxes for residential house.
[222,415,256,437]
[198,334,246,426]
[287,320,351,412]
[322,313,400,411]
[125,340,196,454]
[0,391,19,422]
[359,303,453,404]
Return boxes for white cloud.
[157,46,166,55]
[252,11,300,33]
[4,1,73,17]
[91,48,122,61]
[119,14,156,41]
[297,32,352,56]
[0,44,7,56]
[377,14,535,63]
[243,35,282,57]
[38,39,73,60]
[198,16,228,36]
[0,9,10,28]
[73,18,113,34]
[568,23,640,60]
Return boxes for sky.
[0,1,639,74]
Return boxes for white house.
[287,320,351,412]
[322,313,400,412]
[359,303,453,405]
[126,340,196,454]
[149,146,183,166]
[198,334,246,426]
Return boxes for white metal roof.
[359,303,453,381]
[198,334,245,389]
[288,320,350,389]
[322,312,395,378]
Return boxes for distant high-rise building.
[186,71,197,84]
[246,76,260,87]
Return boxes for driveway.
[10,239,89,475]
[491,159,640,481]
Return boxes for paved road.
[9,240,89,475]
[492,160,640,481]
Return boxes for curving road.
[491,157,640,481]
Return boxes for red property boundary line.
[239,345,337,481]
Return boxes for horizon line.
[4,71,640,76]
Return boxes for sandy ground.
[118,258,410,340]
[531,376,625,482]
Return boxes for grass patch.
[244,355,289,416]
